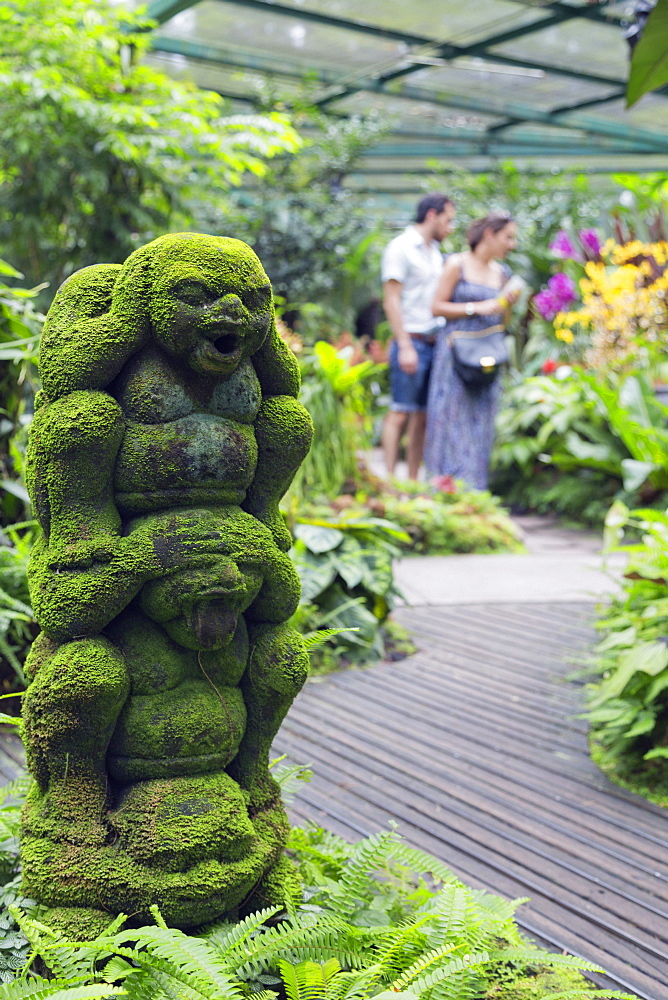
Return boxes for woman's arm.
[432,255,501,319]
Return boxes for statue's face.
[141,555,264,651]
[150,242,273,376]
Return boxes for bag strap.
[447,323,504,346]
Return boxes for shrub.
[584,502,668,804]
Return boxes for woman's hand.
[476,297,502,316]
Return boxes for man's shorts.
[389,336,435,412]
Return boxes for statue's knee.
[255,396,313,462]
[23,637,129,728]
[247,623,309,698]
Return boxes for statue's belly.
[113,414,258,515]
[107,680,247,784]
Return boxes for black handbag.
[449,324,509,387]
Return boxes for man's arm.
[383,279,418,375]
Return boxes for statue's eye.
[173,280,213,306]
[243,284,272,312]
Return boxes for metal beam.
[196,0,627,92]
[147,1,668,158]
[361,80,668,151]
[146,0,197,22]
[363,143,660,158]
[150,36,665,152]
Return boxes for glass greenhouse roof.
[140,0,668,190]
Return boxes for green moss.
[22,232,309,931]
[484,964,602,998]
[41,907,117,941]
[230,623,308,811]
[22,637,129,792]
[20,824,276,928]
[107,680,247,783]
[111,772,256,870]
[25,390,124,547]
[241,851,302,915]
[115,414,257,516]
[243,396,313,552]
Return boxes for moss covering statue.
[20,233,313,936]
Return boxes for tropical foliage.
[288,510,410,671]
[627,0,668,106]
[0,263,42,526]
[215,105,387,325]
[289,338,385,501]
[492,369,668,526]
[0,0,300,296]
[584,502,668,803]
[0,522,36,693]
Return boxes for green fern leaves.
[0,822,636,1000]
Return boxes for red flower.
[432,474,457,494]
[541,358,558,375]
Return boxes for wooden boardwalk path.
[2,601,666,997]
[275,602,668,1000]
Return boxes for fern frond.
[326,965,383,1000]
[494,948,605,973]
[328,830,400,921]
[277,960,330,1000]
[404,950,491,993]
[302,629,359,651]
[373,916,434,980]
[0,980,123,1000]
[391,945,463,990]
[9,911,93,982]
[0,778,30,810]
[106,928,244,1000]
[385,844,459,887]
[204,907,281,958]
[225,917,368,978]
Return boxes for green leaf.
[293,550,338,603]
[0,260,22,279]
[294,524,344,554]
[593,641,668,702]
[621,459,657,493]
[627,0,668,106]
[643,746,668,760]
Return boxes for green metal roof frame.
[144,0,668,180]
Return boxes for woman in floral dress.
[425,214,519,491]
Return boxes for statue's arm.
[252,318,301,399]
[245,320,313,550]
[38,264,148,400]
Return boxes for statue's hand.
[47,539,118,571]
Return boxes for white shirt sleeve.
[381,237,408,284]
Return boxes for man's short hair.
[415,193,452,223]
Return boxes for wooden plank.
[277,602,668,1000]
[2,601,666,998]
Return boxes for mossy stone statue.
[20,233,313,933]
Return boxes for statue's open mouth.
[213,333,240,356]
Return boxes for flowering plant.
[534,230,668,374]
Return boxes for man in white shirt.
[381,193,455,479]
